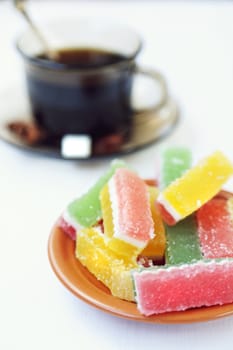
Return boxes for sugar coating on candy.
[197,198,233,258]
[140,186,166,260]
[133,259,233,315]
[100,184,141,258]
[108,168,154,248]
[159,147,192,189]
[76,227,136,301]
[165,215,202,265]
[227,197,233,223]
[157,151,233,225]
[111,267,136,301]
[67,159,126,228]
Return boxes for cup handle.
[132,65,168,114]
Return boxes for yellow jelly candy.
[76,227,137,301]
[140,186,166,260]
[157,151,233,225]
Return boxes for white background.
[1,1,233,349]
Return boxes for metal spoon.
[13,0,58,60]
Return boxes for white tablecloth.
[1,1,233,349]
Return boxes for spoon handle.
[14,0,54,58]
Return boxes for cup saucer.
[0,86,179,160]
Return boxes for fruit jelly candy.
[65,159,126,229]
[227,197,233,222]
[57,216,76,240]
[76,227,137,301]
[109,168,155,247]
[197,198,233,259]
[132,258,233,315]
[165,215,202,265]
[140,186,166,261]
[100,168,154,256]
[159,147,192,189]
[100,184,114,239]
[157,151,233,225]
[100,183,141,259]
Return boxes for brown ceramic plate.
[48,190,233,324]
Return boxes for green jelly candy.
[165,215,202,265]
[160,147,192,189]
[68,159,126,227]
